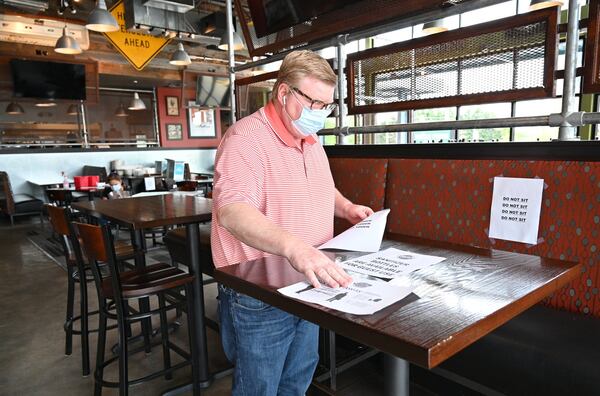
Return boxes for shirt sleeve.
[213,134,264,212]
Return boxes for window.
[458,103,511,142]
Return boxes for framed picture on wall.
[165,96,179,116]
[166,123,183,140]
[187,101,217,138]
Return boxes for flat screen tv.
[248,0,363,38]
[196,75,230,108]
[10,59,86,101]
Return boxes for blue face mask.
[284,94,332,136]
[111,184,121,192]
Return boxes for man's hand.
[344,203,374,225]
[287,244,352,289]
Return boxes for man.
[211,50,374,395]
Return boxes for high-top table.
[214,233,580,395]
[72,194,214,391]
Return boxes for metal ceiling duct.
[1,0,48,12]
[123,0,219,46]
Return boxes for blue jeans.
[218,285,319,396]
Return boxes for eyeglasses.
[290,86,337,112]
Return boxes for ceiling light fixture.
[218,31,245,51]
[115,103,128,116]
[5,102,24,115]
[170,42,192,66]
[128,92,146,110]
[86,0,119,32]
[422,19,448,35]
[529,0,563,10]
[54,25,82,54]
[35,101,57,107]
[67,104,79,115]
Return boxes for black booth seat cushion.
[163,224,214,276]
[13,194,43,213]
[440,304,600,396]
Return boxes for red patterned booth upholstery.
[329,158,388,235]
[385,159,599,317]
[327,143,600,395]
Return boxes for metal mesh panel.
[236,0,474,57]
[348,9,557,114]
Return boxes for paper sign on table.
[319,209,390,252]
[340,247,446,279]
[144,177,156,191]
[278,279,413,315]
[488,177,544,245]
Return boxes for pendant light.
[6,102,25,115]
[170,42,192,66]
[422,19,448,35]
[67,104,79,115]
[128,92,146,110]
[218,31,245,51]
[55,26,82,54]
[115,103,128,116]
[86,0,119,32]
[529,0,563,10]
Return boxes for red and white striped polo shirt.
[210,101,335,268]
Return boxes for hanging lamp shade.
[218,31,245,51]
[170,42,192,66]
[115,103,128,116]
[67,104,79,115]
[55,26,82,54]
[6,102,24,115]
[86,0,119,32]
[128,92,146,110]
[422,19,448,35]
[529,0,563,10]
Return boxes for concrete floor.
[0,216,473,396]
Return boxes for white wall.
[1,148,216,199]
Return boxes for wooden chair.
[46,204,136,376]
[175,180,197,192]
[76,222,200,396]
[0,171,44,226]
[46,188,74,208]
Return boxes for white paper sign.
[318,209,390,252]
[488,177,544,245]
[144,177,156,191]
[278,279,413,315]
[341,248,446,279]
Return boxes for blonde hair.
[272,50,336,101]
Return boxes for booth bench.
[327,141,600,395]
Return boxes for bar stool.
[76,222,200,396]
[45,204,136,376]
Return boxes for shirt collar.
[263,101,317,149]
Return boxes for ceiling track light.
[115,103,128,117]
[128,92,146,110]
[55,25,82,54]
[67,104,79,115]
[86,0,119,32]
[6,101,25,115]
[170,42,192,66]
[218,31,245,51]
[529,0,563,11]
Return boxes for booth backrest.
[329,158,388,234]
[330,156,600,318]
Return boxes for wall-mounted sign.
[103,0,171,71]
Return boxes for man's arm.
[334,188,374,224]
[218,202,352,289]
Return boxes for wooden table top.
[214,233,580,369]
[72,194,212,229]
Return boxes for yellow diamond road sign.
[103,0,171,71]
